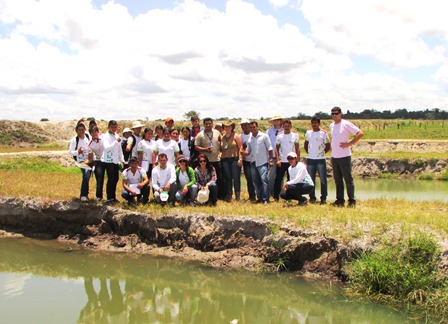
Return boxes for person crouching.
[280,152,314,206]
[121,157,150,205]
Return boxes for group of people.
[69,106,364,207]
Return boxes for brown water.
[0,238,419,324]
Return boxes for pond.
[0,238,417,323]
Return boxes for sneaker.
[331,200,345,207]
[273,197,279,202]
[80,196,88,202]
[263,201,270,205]
[95,198,102,202]
[298,199,308,206]
[319,199,327,205]
[309,198,317,204]
[105,199,119,205]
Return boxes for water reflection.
[0,238,415,323]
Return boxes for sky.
[0,0,447,122]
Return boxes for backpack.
[73,133,90,161]
[121,134,136,162]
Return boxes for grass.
[345,232,448,321]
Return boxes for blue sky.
[0,0,447,121]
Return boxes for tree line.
[294,108,448,120]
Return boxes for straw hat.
[196,187,210,204]
[269,115,285,123]
[222,120,235,128]
[131,121,144,129]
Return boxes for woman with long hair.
[137,127,156,178]
[194,154,218,206]
[153,127,179,165]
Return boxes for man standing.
[131,121,144,158]
[239,118,256,202]
[243,121,274,205]
[69,122,91,201]
[121,157,150,205]
[280,152,314,206]
[267,115,284,197]
[194,117,224,199]
[329,106,364,208]
[151,153,177,206]
[304,116,330,205]
[102,120,124,205]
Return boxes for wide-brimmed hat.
[131,121,144,129]
[222,120,235,128]
[239,118,250,125]
[269,115,285,123]
[177,155,188,163]
[196,187,210,204]
[122,127,132,134]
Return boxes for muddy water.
[0,238,416,323]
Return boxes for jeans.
[93,160,105,199]
[211,161,226,200]
[221,157,241,197]
[104,163,119,200]
[280,183,314,202]
[175,185,198,202]
[79,168,92,198]
[267,156,278,196]
[121,184,150,204]
[273,162,290,199]
[331,156,355,203]
[242,160,256,200]
[250,162,269,202]
[306,158,328,201]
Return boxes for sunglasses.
[287,157,295,160]
[331,112,340,116]
[199,160,207,163]
[179,160,187,163]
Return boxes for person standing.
[304,116,331,205]
[280,152,314,206]
[220,120,243,201]
[273,119,299,201]
[239,118,256,202]
[153,127,180,166]
[194,117,224,199]
[87,126,105,202]
[267,115,284,197]
[243,121,274,205]
[68,122,91,201]
[130,121,144,158]
[329,106,364,208]
[101,120,124,205]
[137,127,156,179]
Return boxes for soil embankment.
[0,197,360,279]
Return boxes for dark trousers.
[243,160,256,200]
[104,162,119,200]
[80,168,91,198]
[121,184,150,204]
[280,183,314,202]
[211,161,226,199]
[93,160,105,199]
[273,162,290,199]
[331,156,355,203]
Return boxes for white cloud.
[0,0,447,122]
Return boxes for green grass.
[0,156,78,174]
[345,232,447,321]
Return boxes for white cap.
[239,118,250,125]
[287,152,297,159]
[123,127,132,134]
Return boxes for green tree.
[183,110,200,120]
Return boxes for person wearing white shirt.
[273,119,300,201]
[137,127,156,178]
[239,119,256,202]
[280,152,314,206]
[101,120,125,204]
[131,121,144,159]
[304,116,330,205]
[68,122,91,201]
[153,128,180,166]
[266,115,284,197]
[151,153,177,206]
[87,126,105,201]
[121,157,150,205]
[329,107,364,208]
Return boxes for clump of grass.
[0,157,78,174]
[439,167,448,181]
[345,232,447,320]
[418,172,434,180]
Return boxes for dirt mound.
[0,120,53,146]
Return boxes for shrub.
[40,118,49,122]
[418,172,434,180]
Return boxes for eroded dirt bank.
[0,197,361,279]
